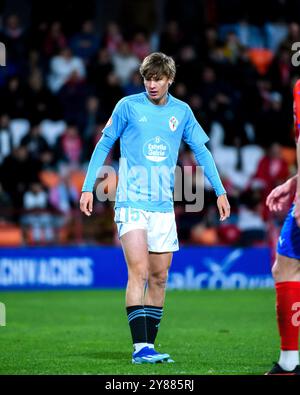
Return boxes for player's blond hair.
[140,52,176,80]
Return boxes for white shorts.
[114,207,179,252]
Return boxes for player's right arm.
[80,99,128,216]
[292,79,300,225]
[266,175,298,212]
[80,132,117,216]
[182,105,230,221]
[80,192,94,216]
[294,140,300,226]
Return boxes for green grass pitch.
[0,289,281,375]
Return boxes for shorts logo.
[169,116,179,131]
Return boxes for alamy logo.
[291,42,300,66]
[0,42,6,66]
[0,302,6,326]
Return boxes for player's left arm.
[182,105,230,221]
[193,144,230,221]
[294,139,300,227]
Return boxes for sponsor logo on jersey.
[169,116,179,131]
[143,136,170,162]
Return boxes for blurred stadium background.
[0,0,300,374]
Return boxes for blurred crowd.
[0,0,299,247]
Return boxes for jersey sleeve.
[102,97,129,140]
[182,105,226,197]
[182,105,209,150]
[81,98,129,192]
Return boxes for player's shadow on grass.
[68,351,129,360]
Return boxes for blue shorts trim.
[277,204,300,260]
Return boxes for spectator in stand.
[255,92,292,147]
[49,172,79,216]
[87,48,114,97]
[0,14,28,63]
[99,72,124,115]
[123,70,144,96]
[159,20,185,57]
[21,182,55,244]
[267,45,297,92]
[0,114,13,165]
[0,182,13,222]
[187,93,211,133]
[0,145,41,210]
[57,68,89,129]
[130,32,151,61]
[112,41,140,86]
[82,96,106,141]
[48,47,86,93]
[20,123,49,160]
[39,150,57,171]
[103,22,123,55]
[26,70,62,123]
[281,22,300,51]
[237,189,267,246]
[55,124,83,170]
[1,76,27,119]
[70,20,100,65]
[251,142,289,219]
[175,45,202,91]
[43,21,67,59]
[172,82,188,102]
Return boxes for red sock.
[276,281,300,350]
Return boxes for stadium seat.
[190,224,219,245]
[280,146,296,167]
[218,224,241,245]
[10,119,30,147]
[69,170,87,194]
[248,48,274,75]
[0,223,23,246]
[39,170,60,188]
[39,119,67,147]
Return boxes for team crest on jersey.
[169,116,179,131]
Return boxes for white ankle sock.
[147,343,154,349]
[134,343,148,353]
[278,350,299,371]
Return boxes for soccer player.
[80,52,230,364]
[265,79,300,375]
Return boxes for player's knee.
[128,270,148,286]
[149,270,168,289]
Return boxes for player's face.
[144,75,172,105]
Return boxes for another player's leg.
[266,253,300,375]
[144,251,173,362]
[120,228,167,364]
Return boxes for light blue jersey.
[82,92,226,212]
